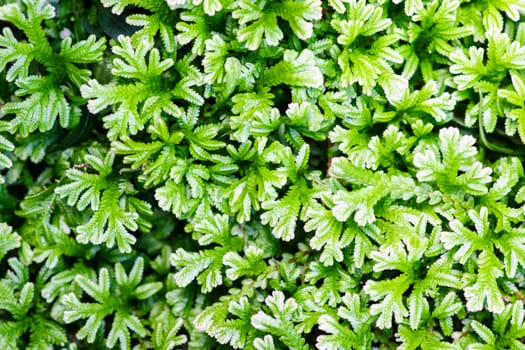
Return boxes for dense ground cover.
[2,0,525,348]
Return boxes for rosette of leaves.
[0,0,105,139]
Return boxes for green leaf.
[331,0,391,46]
[276,0,322,40]
[3,76,71,136]
[0,223,20,261]
[223,246,266,281]
[63,258,157,349]
[262,49,324,88]
[364,274,411,329]
[470,320,496,345]
[261,183,310,241]
[171,247,224,292]
[413,127,492,195]
[59,35,106,86]
[176,8,209,56]
[464,250,505,313]
[251,291,308,350]
[151,317,187,350]
[305,202,348,266]
[76,186,139,253]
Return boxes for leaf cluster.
[2,0,525,349]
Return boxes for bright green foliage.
[0,258,67,350]
[261,49,324,88]
[391,81,455,123]
[398,0,472,81]
[80,35,200,140]
[0,121,14,174]
[102,0,178,51]
[3,0,525,349]
[413,127,493,195]
[55,149,152,253]
[150,316,188,350]
[499,70,525,143]
[316,294,372,349]
[0,223,19,260]
[62,257,162,349]
[232,0,322,50]
[251,291,308,350]
[450,29,525,140]
[441,206,525,313]
[332,0,402,93]
[0,0,105,137]
[170,213,243,292]
[467,301,525,349]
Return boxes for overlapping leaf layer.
[2,0,525,348]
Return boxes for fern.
[3,0,525,349]
[413,127,492,195]
[450,29,525,141]
[398,0,473,81]
[332,0,403,94]
[170,213,243,292]
[62,257,163,350]
[232,0,322,50]
[55,149,152,253]
[0,223,19,261]
[251,291,308,350]
[0,258,67,350]
[0,0,105,137]
[80,35,194,140]
[316,294,372,350]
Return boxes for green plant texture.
[2,0,525,348]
